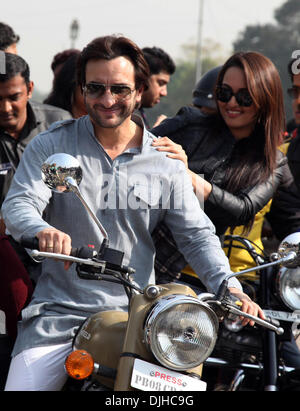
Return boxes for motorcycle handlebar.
[20,235,96,259]
[20,235,136,278]
[20,238,284,335]
[225,303,284,335]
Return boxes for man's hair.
[0,22,20,51]
[142,47,176,75]
[0,53,30,86]
[77,35,150,90]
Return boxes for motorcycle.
[202,234,300,391]
[20,153,299,392]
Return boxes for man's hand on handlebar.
[36,228,72,270]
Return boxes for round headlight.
[144,294,218,371]
[278,266,300,310]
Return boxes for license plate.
[264,310,300,323]
[131,358,207,391]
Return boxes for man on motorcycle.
[2,35,264,391]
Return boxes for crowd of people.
[1,20,300,391]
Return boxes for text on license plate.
[131,359,207,391]
[264,310,300,322]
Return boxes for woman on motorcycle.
[151,52,300,380]
[151,51,295,281]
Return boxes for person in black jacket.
[0,52,71,389]
[151,51,299,280]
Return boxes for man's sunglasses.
[287,86,300,99]
[83,82,135,100]
[216,84,253,107]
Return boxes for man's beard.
[85,99,134,129]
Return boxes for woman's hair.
[215,51,285,233]
[77,35,150,91]
[44,52,80,114]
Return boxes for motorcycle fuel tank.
[74,310,128,389]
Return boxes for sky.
[2,0,285,94]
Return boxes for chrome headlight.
[278,266,300,310]
[144,294,218,371]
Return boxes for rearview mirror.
[41,153,108,242]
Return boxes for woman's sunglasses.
[83,82,135,100]
[216,84,253,107]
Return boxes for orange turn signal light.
[65,349,95,380]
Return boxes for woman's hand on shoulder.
[152,136,188,168]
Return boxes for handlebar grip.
[20,236,96,259]
[20,236,39,250]
[73,246,96,259]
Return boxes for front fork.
[227,265,278,391]
[261,266,278,391]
